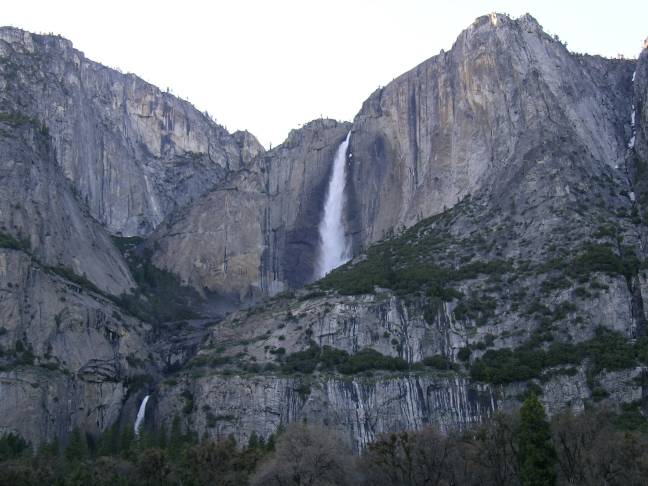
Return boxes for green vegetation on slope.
[470,327,643,385]
[111,237,201,323]
[280,344,408,374]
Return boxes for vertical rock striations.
[0,27,263,236]
[148,119,351,301]
[347,13,634,248]
[0,13,645,451]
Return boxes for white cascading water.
[629,70,637,149]
[315,131,352,279]
[134,395,150,436]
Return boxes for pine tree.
[168,414,184,461]
[64,427,89,463]
[0,432,31,460]
[120,426,135,459]
[248,431,259,450]
[265,432,276,452]
[38,437,60,458]
[97,423,119,457]
[157,423,168,450]
[517,394,557,486]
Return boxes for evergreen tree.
[64,427,89,463]
[135,429,156,452]
[38,437,60,458]
[97,423,119,457]
[119,425,135,460]
[248,431,259,450]
[266,432,276,452]
[0,432,31,460]
[157,423,168,450]
[168,414,184,461]
[517,394,557,486]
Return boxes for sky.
[2,0,647,148]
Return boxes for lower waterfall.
[134,395,150,436]
[315,131,352,278]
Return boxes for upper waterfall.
[315,131,352,279]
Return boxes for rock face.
[149,13,634,298]
[634,49,648,163]
[0,65,154,447]
[0,117,133,295]
[147,13,646,450]
[0,27,263,236]
[0,13,647,452]
[155,373,496,451]
[148,119,350,301]
[346,13,633,248]
[0,247,154,445]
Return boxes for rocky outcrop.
[0,116,156,447]
[0,248,155,446]
[148,119,350,301]
[346,13,634,248]
[155,373,496,451]
[0,27,264,236]
[633,48,648,162]
[0,115,132,295]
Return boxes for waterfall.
[134,395,150,436]
[316,131,352,279]
[629,70,637,149]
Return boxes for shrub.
[422,354,455,370]
[457,347,471,362]
[471,327,641,385]
[0,231,29,252]
[0,433,30,460]
[280,345,407,375]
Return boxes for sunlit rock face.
[346,13,633,248]
[0,27,263,237]
[147,119,351,301]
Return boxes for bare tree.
[468,412,520,486]
[552,409,648,486]
[251,423,358,486]
[360,428,457,486]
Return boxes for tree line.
[1,395,647,485]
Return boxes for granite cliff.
[0,27,263,237]
[0,13,647,452]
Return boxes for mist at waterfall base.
[134,395,150,436]
[315,131,352,279]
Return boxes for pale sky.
[3,0,647,148]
